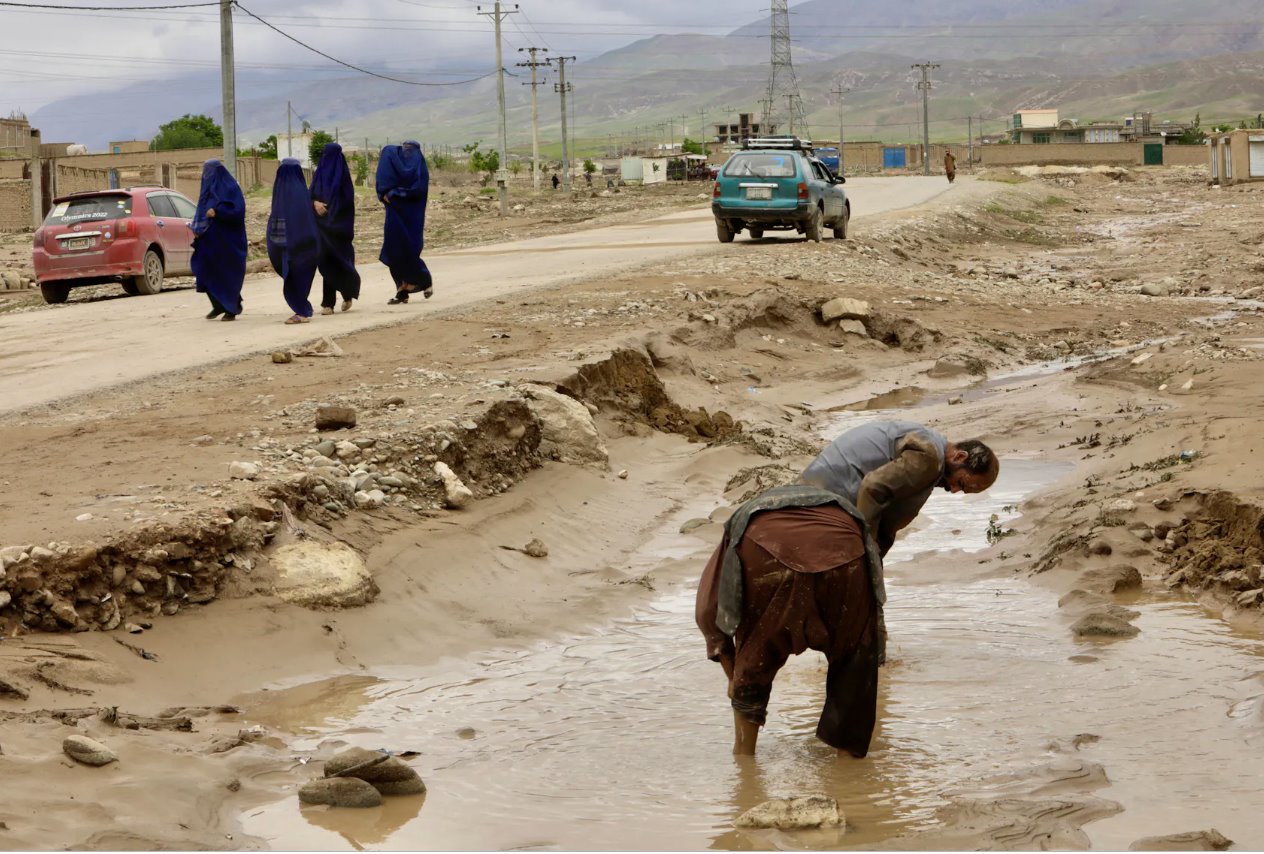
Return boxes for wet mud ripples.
[240,459,1264,851]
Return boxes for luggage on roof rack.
[741,136,813,152]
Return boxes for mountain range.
[29,0,1264,153]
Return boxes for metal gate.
[1250,137,1264,177]
[883,147,907,169]
[1144,143,1164,165]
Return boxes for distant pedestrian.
[944,150,957,184]
[310,142,361,315]
[376,141,432,305]
[584,170,592,187]
[267,158,320,324]
[551,173,560,190]
[190,159,246,321]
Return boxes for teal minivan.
[711,137,849,243]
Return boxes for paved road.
[0,176,960,414]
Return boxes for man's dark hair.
[956,439,997,475]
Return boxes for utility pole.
[478,3,518,216]
[219,0,236,175]
[911,62,940,175]
[830,85,850,173]
[516,46,548,191]
[286,101,293,158]
[551,55,576,190]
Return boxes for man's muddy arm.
[856,435,943,553]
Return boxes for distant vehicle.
[32,187,198,304]
[710,137,849,243]
[815,146,840,173]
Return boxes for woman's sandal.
[284,315,310,324]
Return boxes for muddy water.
[239,463,1264,850]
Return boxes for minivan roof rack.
[741,136,813,151]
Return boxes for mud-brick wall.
[1163,145,1211,167]
[0,179,32,231]
[52,165,114,197]
[0,158,27,179]
[981,142,1143,166]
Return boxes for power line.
[233,1,499,86]
[0,0,216,8]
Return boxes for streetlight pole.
[830,84,850,173]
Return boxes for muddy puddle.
[235,393,1264,850]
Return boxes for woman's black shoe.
[206,307,224,319]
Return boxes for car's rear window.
[723,153,800,179]
[44,195,132,225]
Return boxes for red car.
[32,187,198,304]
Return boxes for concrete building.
[712,112,776,145]
[108,140,150,154]
[1208,129,1264,184]
[1084,123,1125,143]
[0,115,32,156]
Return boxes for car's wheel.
[805,205,823,243]
[832,205,850,240]
[748,227,764,240]
[132,248,164,295]
[121,280,140,296]
[715,218,735,243]
[40,281,70,304]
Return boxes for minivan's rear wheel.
[40,281,70,304]
[748,227,764,240]
[832,205,850,240]
[715,218,735,243]
[805,205,823,243]
[133,249,164,295]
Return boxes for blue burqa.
[190,159,247,315]
[310,142,361,306]
[267,158,320,317]
[376,141,432,293]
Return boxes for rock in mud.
[837,319,868,337]
[1140,282,1170,297]
[518,384,608,467]
[522,538,548,558]
[927,354,987,379]
[324,747,426,796]
[298,777,383,808]
[271,351,293,364]
[1071,610,1140,638]
[434,462,474,509]
[819,297,870,323]
[315,405,357,431]
[63,735,117,766]
[1128,829,1233,851]
[271,541,379,608]
[1078,564,1142,594]
[735,795,844,830]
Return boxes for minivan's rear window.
[723,154,799,178]
[44,195,132,225]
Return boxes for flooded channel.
[236,442,1264,850]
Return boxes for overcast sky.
[3,0,773,113]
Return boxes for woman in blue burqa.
[310,142,361,314]
[190,159,247,321]
[376,141,432,305]
[267,158,320,324]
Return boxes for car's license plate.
[745,187,772,200]
[65,237,92,250]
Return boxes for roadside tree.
[150,114,223,151]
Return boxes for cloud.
[5,0,766,110]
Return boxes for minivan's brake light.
[712,181,721,198]
[115,219,131,237]
[797,182,809,200]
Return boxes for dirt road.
[0,176,955,414]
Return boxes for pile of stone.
[298,747,426,809]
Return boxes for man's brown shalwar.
[695,504,881,757]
